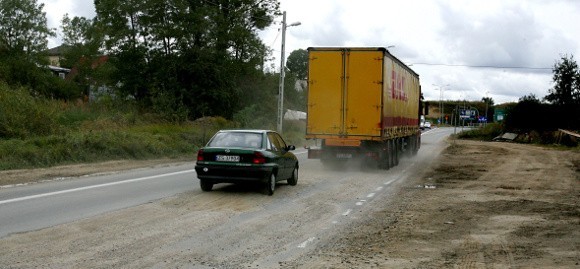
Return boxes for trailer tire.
[393,139,400,166]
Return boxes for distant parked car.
[195,130,299,195]
[424,121,432,129]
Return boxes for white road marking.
[355,201,364,206]
[342,209,352,216]
[0,169,196,205]
[384,179,396,185]
[375,186,383,191]
[367,193,375,198]
[297,237,316,248]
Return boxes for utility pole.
[433,84,449,125]
[277,11,301,133]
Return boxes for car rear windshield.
[208,132,263,149]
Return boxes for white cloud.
[40,0,580,104]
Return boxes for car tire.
[266,172,276,196]
[287,165,298,186]
[200,180,213,192]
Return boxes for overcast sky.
[41,0,580,104]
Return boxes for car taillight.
[253,152,266,164]
[197,149,204,161]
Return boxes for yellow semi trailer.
[306,47,421,169]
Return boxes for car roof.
[217,129,273,134]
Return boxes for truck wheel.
[393,139,400,166]
[388,140,396,168]
[200,180,213,192]
[287,165,298,186]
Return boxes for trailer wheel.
[394,139,400,166]
[379,146,390,170]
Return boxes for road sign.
[460,109,476,119]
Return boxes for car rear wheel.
[200,180,213,192]
[287,165,298,186]
[266,173,276,196]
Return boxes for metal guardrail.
[558,129,580,138]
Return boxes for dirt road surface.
[293,140,579,268]
[0,139,578,268]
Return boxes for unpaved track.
[0,133,578,268]
[289,140,580,268]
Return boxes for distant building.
[47,45,67,67]
[284,109,306,121]
[47,65,71,79]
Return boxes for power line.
[409,62,552,70]
[269,27,281,48]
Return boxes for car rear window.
[208,132,263,149]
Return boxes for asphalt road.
[0,127,452,243]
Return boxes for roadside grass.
[454,122,579,150]
[0,83,236,170]
[0,83,306,171]
[456,123,503,141]
[0,124,204,170]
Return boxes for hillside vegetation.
[0,83,228,170]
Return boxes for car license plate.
[216,155,240,162]
[336,153,352,159]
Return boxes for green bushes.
[456,123,503,141]
[0,82,308,170]
[0,129,197,170]
[0,84,244,170]
[0,83,61,138]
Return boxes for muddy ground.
[1,139,579,268]
[288,140,580,268]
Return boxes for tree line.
[504,54,580,134]
[1,0,577,134]
[0,0,307,126]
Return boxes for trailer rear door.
[307,50,344,135]
[307,48,383,137]
[345,50,383,136]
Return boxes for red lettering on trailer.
[391,70,408,101]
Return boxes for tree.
[286,49,308,80]
[94,0,280,120]
[545,54,580,105]
[60,14,112,98]
[0,0,81,99]
[0,0,55,58]
[519,93,540,103]
[481,96,494,106]
[481,96,494,122]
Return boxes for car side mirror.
[287,145,296,151]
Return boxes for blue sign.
[460,109,476,119]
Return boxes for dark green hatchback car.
[195,130,299,195]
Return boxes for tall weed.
[0,83,61,138]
